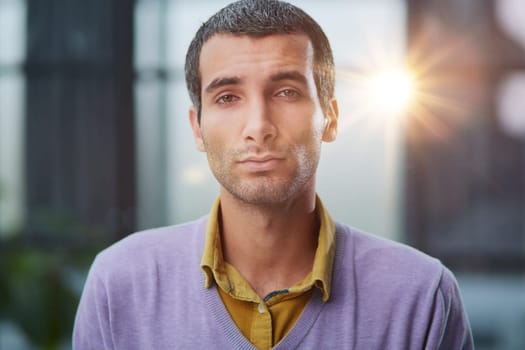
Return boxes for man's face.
[189,33,337,205]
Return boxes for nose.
[241,97,277,145]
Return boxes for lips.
[238,155,284,172]
[240,155,281,162]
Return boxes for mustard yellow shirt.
[201,196,336,350]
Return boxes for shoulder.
[326,224,473,348]
[90,216,208,282]
[334,223,444,293]
[98,216,207,262]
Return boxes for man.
[73,1,474,349]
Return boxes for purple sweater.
[73,217,474,349]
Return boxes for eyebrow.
[204,76,242,94]
[270,70,308,86]
[203,70,308,94]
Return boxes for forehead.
[199,33,314,85]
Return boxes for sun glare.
[337,30,480,142]
[366,67,416,116]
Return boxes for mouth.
[240,155,282,162]
[238,155,284,172]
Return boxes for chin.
[227,178,310,205]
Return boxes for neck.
[219,186,319,298]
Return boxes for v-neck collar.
[203,282,327,350]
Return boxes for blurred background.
[0,0,524,348]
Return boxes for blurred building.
[0,0,524,349]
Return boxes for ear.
[189,106,206,152]
[322,98,339,142]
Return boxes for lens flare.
[366,68,416,114]
[337,64,419,131]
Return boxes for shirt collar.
[200,195,336,302]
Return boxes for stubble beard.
[206,144,320,206]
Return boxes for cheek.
[199,110,240,147]
[292,104,325,138]
[301,117,325,144]
[313,109,326,136]
[200,124,234,159]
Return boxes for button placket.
[257,302,266,314]
[251,301,272,350]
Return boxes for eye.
[216,94,238,104]
[276,89,300,98]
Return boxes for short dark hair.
[184,0,335,123]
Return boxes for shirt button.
[258,303,266,314]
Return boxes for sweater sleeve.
[73,257,114,350]
[425,267,475,350]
